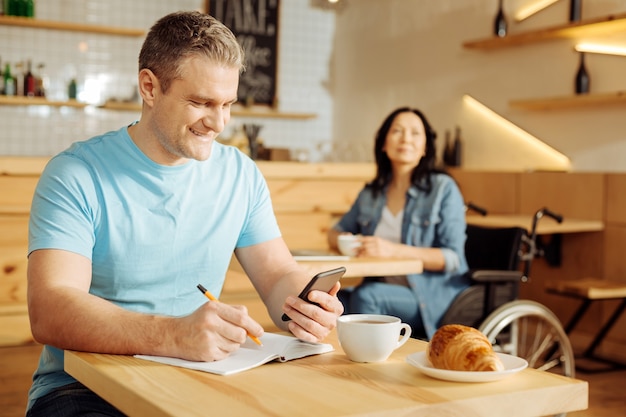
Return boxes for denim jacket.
[334,173,469,339]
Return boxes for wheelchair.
[440,207,576,388]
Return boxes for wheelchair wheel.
[478,300,575,378]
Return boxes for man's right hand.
[172,301,264,362]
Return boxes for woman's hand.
[357,236,397,258]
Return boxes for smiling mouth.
[190,128,211,138]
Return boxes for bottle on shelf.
[25,0,34,18]
[68,78,77,100]
[14,60,23,96]
[5,0,13,16]
[10,0,23,16]
[4,0,34,17]
[569,0,582,22]
[24,59,36,97]
[574,52,590,95]
[443,129,453,166]
[494,0,507,38]
[3,63,16,96]
[35,62,46,97]
[452,126,463,167]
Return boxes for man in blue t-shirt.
[26,11,343,417]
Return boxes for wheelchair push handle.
[530,207,563,238]
[465,201,488,216]
[535,207,563,223]
[522,207,564,278]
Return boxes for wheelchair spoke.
[536,357,561,372]
[526,325,555,368]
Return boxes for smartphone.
[281,266,346,321]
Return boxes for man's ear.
[137,68,159,107]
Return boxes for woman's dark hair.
[369,107,443,196]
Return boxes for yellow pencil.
[196,284,263,346]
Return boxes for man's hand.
[281,282,343,343]
[174,301,264,362]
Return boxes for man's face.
[149,55,239,165]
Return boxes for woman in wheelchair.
[328,107,469,340]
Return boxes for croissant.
[427,324,504,372]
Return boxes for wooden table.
[466,214,604,234]
[296,256,423,277]
[295,256,423,287]
[64,332,588,417]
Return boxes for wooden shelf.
[0,95,87,108]
[0,96,318,119]
[0,15,144,36]
[463,12,626,49]
[100,101,317,119]
[232,107,317,120]
[510,91,626,110]
[99,100,142,111]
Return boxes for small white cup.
[337,234,362,257]
[337,314,412,362]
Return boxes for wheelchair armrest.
[469,270,525,283]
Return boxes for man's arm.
[235,238,343,343]
[27,249,263,362]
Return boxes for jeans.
[339,280,427,340]
[26,382,126,417]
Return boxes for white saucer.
[406,351,528,383]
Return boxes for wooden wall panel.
[275,212,332,250]
[606,174,626,225]
[0,247,28,305]
[519,172,604,220]
[0,215,31,347]
[0,314,34,346]
[257,161,375,180]
[525,231,605,333]
[449,169,518,214]
[601,225,626,348]
[0,215,29,245]
[0,156,48,175]
[0,176,39,213]
[603,226,626,282]
[267,179,365,214]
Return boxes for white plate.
[406,351,528,383]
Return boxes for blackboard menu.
[209,0,279,107]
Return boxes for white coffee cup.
[337,234,362,257]
[337,314,412,362]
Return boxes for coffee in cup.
[337,314,412,362]
[337,234,362,257]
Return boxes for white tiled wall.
[0,0,335,161]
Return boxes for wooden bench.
[546,278,626,372]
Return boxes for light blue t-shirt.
[27,126,281,410]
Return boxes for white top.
[375,207,409,286]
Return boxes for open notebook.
[135,333,334,376]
